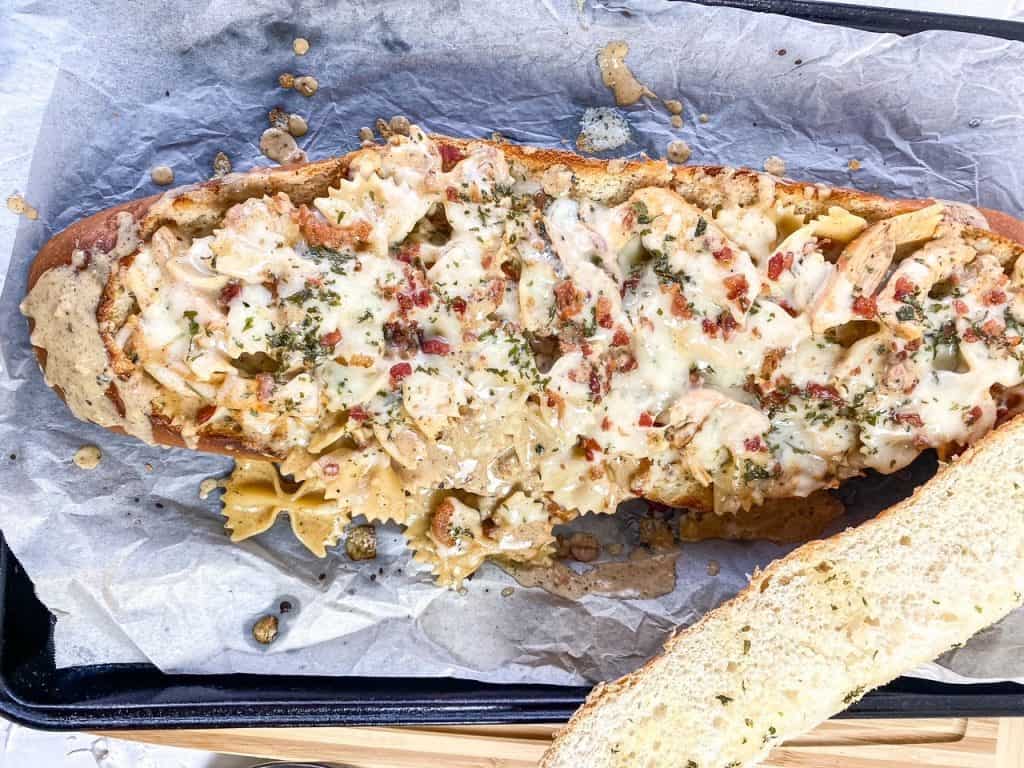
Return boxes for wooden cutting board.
[104,717,1023,767]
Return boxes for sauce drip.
[502,549,679,600]
[597,41,656,106]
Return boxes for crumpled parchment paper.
[0,0,1022,686]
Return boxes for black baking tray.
[3,0,1024,731]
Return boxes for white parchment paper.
[0,0,1022,686]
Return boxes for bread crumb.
[848,158,861,171]
[345,524,377,561]
[667,140,692,165]
[73,445,102,470]
[663,99,683,115]
[287,114,309,137]
[144,463,154,472]
[150,165,174,186]
[763,155,786,176]
[268,106,288,129]
[569,532,601,562]
[260,127,307,165]
[292,37,310,55]
[577,107,631,153]
[670,115,683,129]
[707,559,721,576]
[293,75,319,97]
[212,151,232,178]
[501,587,514,597]
[252,615,279,645]
[389,115,411,136]
[198,477,221,500]
[278,72,295,89]
[6,193,38,220]
[699,113,710,124]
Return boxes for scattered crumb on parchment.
[577,107,631,153]
[198,477,223,500]
[848,158,861,171]
[6,193,38,220]
[150,165,174,185]
[212,151,232,177]
[260,127,307,165]
[73,445,102,470]
[763,155,786,176]
[293,37,310,56]
[667,139,692,165]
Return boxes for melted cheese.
[27,128,1024,582]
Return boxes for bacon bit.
[445,186,460,202]
[421,337,451,355]
[638,411,655,427]
[396,292,414,312]
[196,404,216,424]
[413,289,432,308]
[582,437,602,461]
[766,252,785,281]
[806,382,844,404]
[296,204,372,250]
[713,246,734,265]
[616,353,638,372]
[218,281,242,307]
[963,327,980,343]
[450,296,467,315]
[348,405,369,422]
[621,208,636,230]
[701,317,719,338]
[852,295,877,318]
[439,144,465,172]
[612,327,630,347]
[320,329,342,348]
[982,318,1005,338]
[396,242,421,263]
[965,405,983,426]
[893,276,917,302]
[595,296,614,328]
[601,416,612,431]
[724,274,749,302]
[893,411,924,428]
[669,286,692,319]
[500,259,522,282]
[554,279,584,319]
[389,362,413,387]
[481,253,493,270]
[256,373,275,401]
[952,299,968,316]
[321,462,340,477]
[719,312,738,340]
[983,289,1007,306]
[621,274,640,297]
[485,278,506,305]
[744,436,766,452]
[262,279,279,299]
[580,341,593,358]
[348,353,374,368]
[777,299,798,317]
[546,390,565,411]
[589,368,604,400]
[431,498,457,546]
[760,348,785,380]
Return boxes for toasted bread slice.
[541,415,1024,768]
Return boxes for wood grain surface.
[102,717,1024,767]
